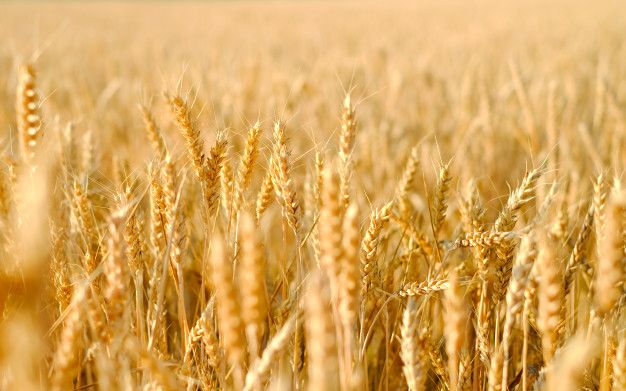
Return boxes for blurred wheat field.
[0,1,625,390]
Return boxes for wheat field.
[0,1,625,390]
